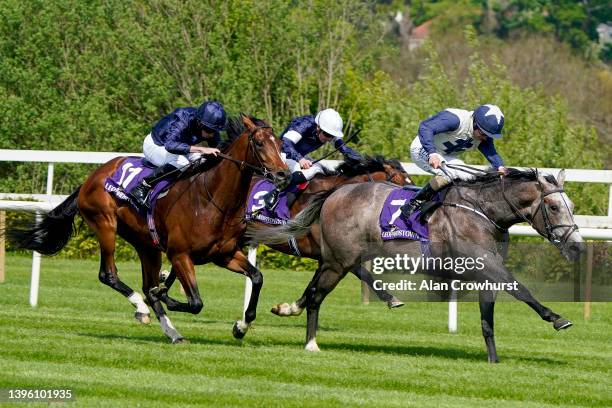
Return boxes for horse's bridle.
[501,170,579,246]
[216,125,283,183]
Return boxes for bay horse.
[10,115,288,343]
[248,168,586,362]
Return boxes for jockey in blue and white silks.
[263,108,362,210]
[400,104,509,218]
[129,100,227,208]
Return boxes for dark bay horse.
[253,156,412,315]
[10,115,288,343]
[248,168,586,362]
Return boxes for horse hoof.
[554,318,573,331]
[271,303,291,316]
[172,337,188,344]
[232,321,248,339]
[134,312,151,325]
[387,299,405,309]
[305,339,320,352]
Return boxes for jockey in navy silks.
[400,104,509,218]
[262,108,362,210]
[130,101,227,208]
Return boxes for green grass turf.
[0,255,610,407]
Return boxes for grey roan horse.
[248,168,585,362]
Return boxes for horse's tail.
[247,188,335,245]
[9,186,81,255]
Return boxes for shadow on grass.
[77,331,566,365]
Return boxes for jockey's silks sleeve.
[477,137,504,169]
[282,136,303,161]
[151,108,208,155]
[418,110,461,154]
[332,137,360,159]
[163,115,191,155]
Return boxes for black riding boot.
[400,183,435,219]
[130,164,178,208]
[263,171,307,211]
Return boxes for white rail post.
[30,163,54,307]
[243,246,257,320]
[448,289,458,333]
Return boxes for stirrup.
[264,190,279,211]
[400,200,420,219]
[129,185,151,209]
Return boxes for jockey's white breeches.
[143,133,202,169]
[410,137,475,182]
[281,153,334,181]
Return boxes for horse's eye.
[550,205,559,212]
[255,139,264,147]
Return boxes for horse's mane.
[453,167,549,187]
[334,155,404,177]
[223,114,269,148]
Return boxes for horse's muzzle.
[271,170,290,185]
[562,240,586,262]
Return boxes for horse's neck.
[199,137,253,211]
[450,181,538,229]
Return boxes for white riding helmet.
[315,108,344,138]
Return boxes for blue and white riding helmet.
[474,104,504,139]
[196,101,227,132]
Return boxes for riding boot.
[400,183,435,219]
[263,171,307,211]
[130,164,178,208]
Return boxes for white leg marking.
[236,320,249,332]
[128,292,150,314]
[159,315,182,341]
[305,338,320,352]
[289,302,303,316]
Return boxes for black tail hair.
[8,186,81,255]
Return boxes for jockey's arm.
[418,110,461,156]
[477,137,505,170]
[163,116,191,155]
[281,130,304,162]
[333,137,362,160]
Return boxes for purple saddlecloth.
[104,157,171,212]
[245,180,290,225]
[379,188,429,241]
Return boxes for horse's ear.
[242,115,256,130]
[557,169,566,187]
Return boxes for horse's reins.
[438,163,507,232]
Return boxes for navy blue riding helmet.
[473,104,504,139]
[197,101,227,131]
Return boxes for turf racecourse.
[0,255,610,407]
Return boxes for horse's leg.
[91,215,149,322]
[351,265,404,308]
[479,290,498,363]
[135,249,185,343]
[155,266,197,312]
[479,259,571,330]
[223,250,263,339]
[161,253,203,315]
[271,265,322,317]
[304,265,348,352]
